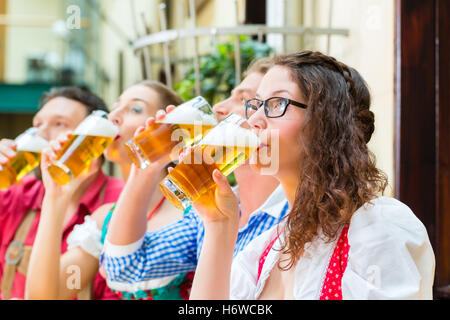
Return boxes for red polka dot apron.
[257,224,350,300]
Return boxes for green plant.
[174,35,273,105]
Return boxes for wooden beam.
[435,0,450,299]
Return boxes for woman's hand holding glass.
[194,169,240,227]
[173,148,240,227]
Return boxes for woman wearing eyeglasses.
[189,51,435,300]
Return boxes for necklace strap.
[147,197,166,221]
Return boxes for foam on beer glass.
[159,113,260,210]
[124,96,217,169]
[47,110,119,185]
[0,128,50,189]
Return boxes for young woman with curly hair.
[189,51,435,300]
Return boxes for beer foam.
[74,115,119,138]
[200,122,260,148]
[15,133,50,153]
[161,105,218,126]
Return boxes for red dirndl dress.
[257,224,350,300]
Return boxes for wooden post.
[189,0,201,96]
[129,0,147,80]
[326,0,334,54]
[395,0,450,298]
[233,0,241,85]
[140,12,153,80]
[159,3,172,88]
[282,0,287,53]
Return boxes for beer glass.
[125,96,217,169]
[0,128,50,189]
[159,113,260,210]
[47,110,119,185]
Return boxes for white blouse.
[67,215,180,291]
[67,216,103,258]
[230,197,436,300]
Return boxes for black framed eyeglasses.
[245,97,307,119]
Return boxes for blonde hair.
[137,80,184,109]
[243,56,273,77]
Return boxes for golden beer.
[47,111,118,185]
[125,96,217,169]
[0,128,49,189]
[159,113,260,210]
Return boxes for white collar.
[234,184,288,219]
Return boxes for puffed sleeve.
[342,197,435,300]
[67,216,103,259]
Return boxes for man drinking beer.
[0,86,124,300]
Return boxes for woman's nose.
[212,99,231,120]
[36,125,50,141]
[108,110,122,126]
[247,107,267,130]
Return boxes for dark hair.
[272,51,388,270]
[348,67,374,144]
[38,86,109,115]
[38,86,109,165]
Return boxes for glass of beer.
[47,110,119,185]
[125,96,217,169]
[0,128,50,189]
[159,113,260,210]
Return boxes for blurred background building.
[0,0,448,299]
[0,0,395,190]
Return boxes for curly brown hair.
[273,51,388,270]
